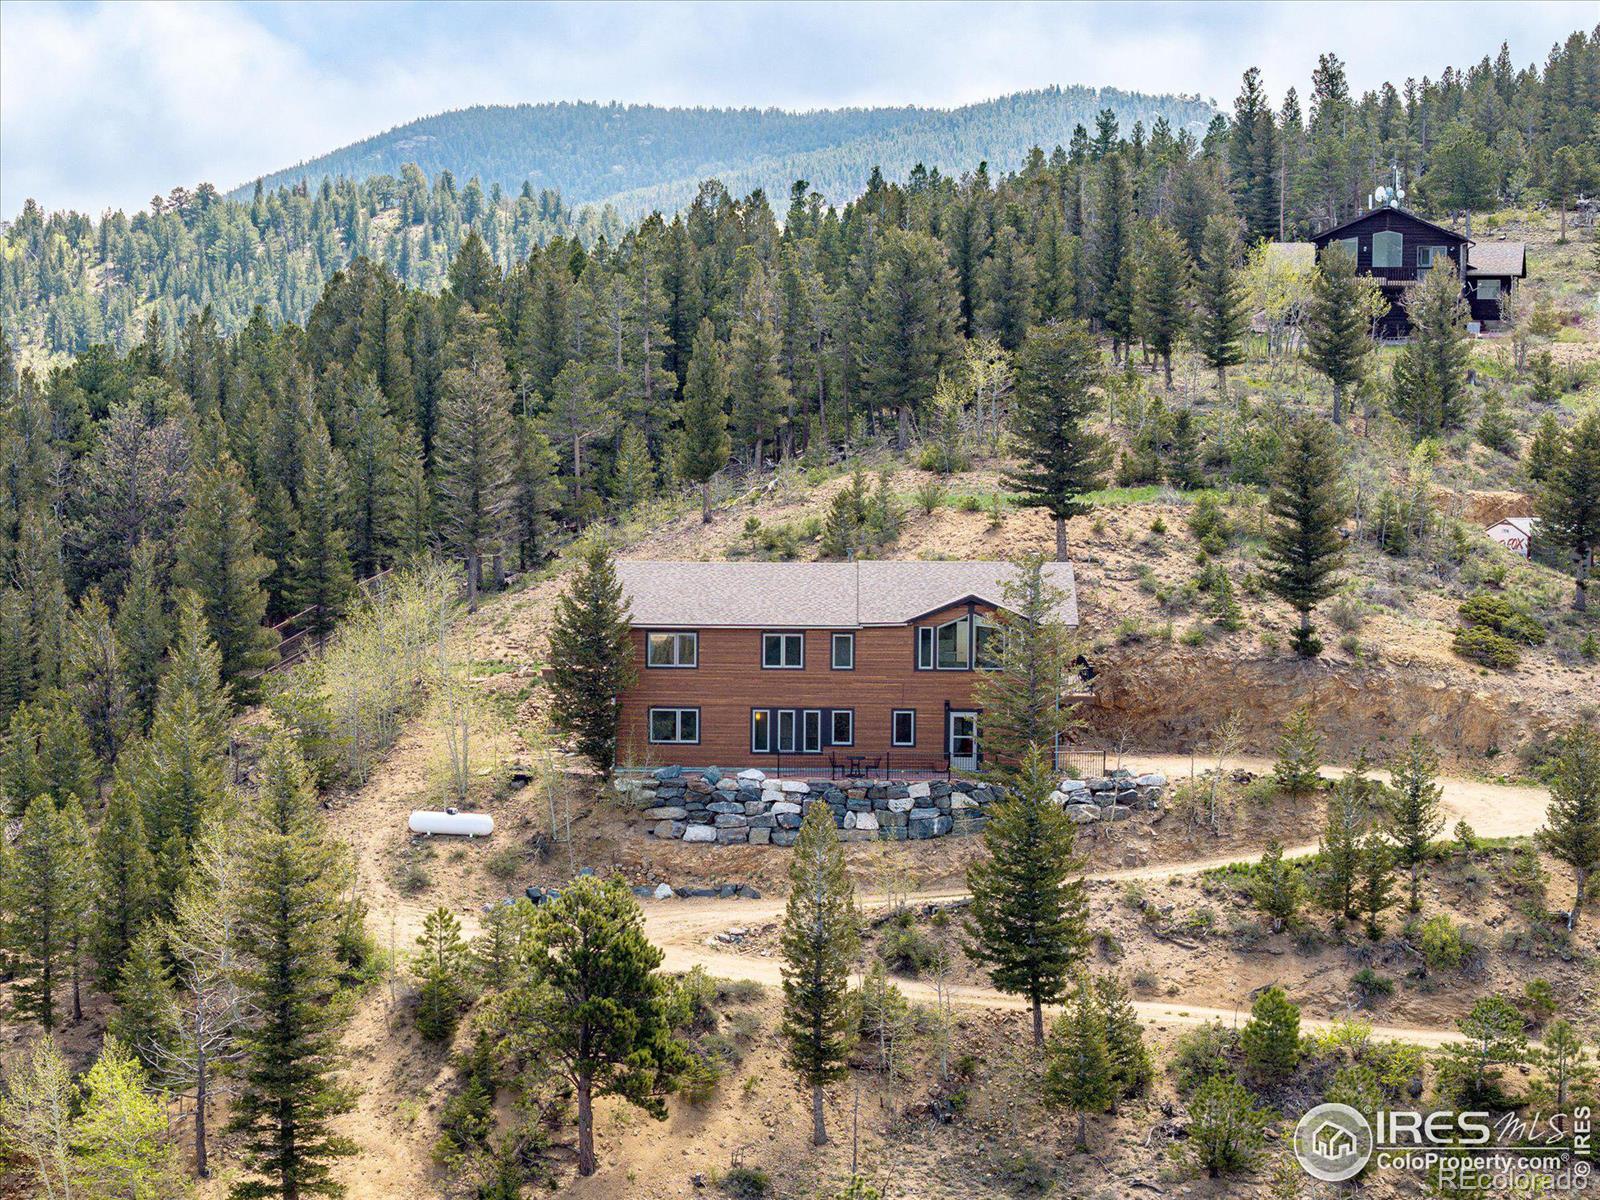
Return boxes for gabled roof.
[616,560,1079,629]
[1310,207,1469,246]
[1467,241,1526,278]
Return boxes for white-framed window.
[892,709,916,747]
[831,632,855,670]
[751,709,772,753]
[1476,278,1501,301]
[1371,229,1403,268]
[648,707,700,744]
[802,710,823,753]
[975,615,1003,669]
[916,626,935,670]
[936,617,970,670]
[762,632,804,669]
[645,630,698,668]
[776,709,798,753]
[830,710,854,747]
[1334,237,1360,262]
[1417,245,1438,270]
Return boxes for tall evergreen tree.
[1230,67,1281,242]
[434,311,515,567]
[1240,986,1301,1082]
[779,801,860,1147]
[1272,705,1323,800]
[1385,737,1445,912]
[114,539,170,733]
[973,555,1077,781]
[1133,221,1190,387]
[3,796,89,1032]
[728,266,792,464]
[229,730,356,1200]
[1538,723,1600,931]
[1262,419,1346,657]
[1316,772,1369,927]
[546,539,636,777]
[1390,266,1471,438]
[291,416,356,636]
[63,592,130,770]
[1003,321,1111,562]
[542,361,615,516]
[1303,245,1368,425]
[965,747,1090,1046]
[860,229,961,448]
[678,319,732,522]
[1193,216,1250,393]
[342,381,407,577]
[1535,410,1600,613]
[174,455,276,700]
[91,779,159,989]
[1043,978,1113,1151]
[493,877,687,1176]
[509,416,560,570]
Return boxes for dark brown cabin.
[613,560,1081,775]
[1310,207,1470,338]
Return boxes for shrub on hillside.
[1451,624,1522,669]
[1458,592,1546,644]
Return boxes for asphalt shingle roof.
[615,560,1079,628]
[1467,241,1526,277]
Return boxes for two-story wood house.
[614,560,1079,773]
[1308,207,1525,337]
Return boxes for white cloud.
[1,0,1591,217]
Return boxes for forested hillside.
[230,87,1218,214]
[3,33,1595,363]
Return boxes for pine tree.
[1476,392,1517,455]
[291,416,356,636]
[546,538,636,777]
[965,746,1090,1046]
[64,592,131,770]
[1230,67,1280,242]
[1390,267,1471,438]
[542,361,615,516]
[434,311,515,566]
[1316,773,1368,927]
[779,801,860,1147]
[472,897,534,991]
[1541,1019,1592,1110]
[1385,737,1444,912]
[678,319,732,523]
[413,906,470,1042]
[1187,1074,1270,1178]
[1262,419,1346,656]
[343,382,407,577]
[111,924,181,1071]
[1535,409,1600,613]
[609,424,655,513]
[1272,706,1323,800]
[1304,245,1368,425]
[4,797,88,1031]
[492,877,686,1177]
[257,482,302,620]
[1356,834,1395,939]
[1525,411,1564,486]
[1240,985,1301,1082]
[229,729,356,1200]
[1134,221,1190,387]
[1193,216,1249,393]
[447,230,500,311]
[729,266,792,463]
[1088,156,1134,359]
[977,224,1037,351]
[1043,978,1113,1151]
[1249,840,1303,932]
[157,589,231,755]
[115,539,170,733]
[509,416,560,570]
[92,779,159,989]
[861,230,961,449]
[1538,723,1600,931]
[973,555,1078,781]
[174,455,276,701]
[3,695,96,816]
[1093,973,1152,1103]
[1167,407,1203,489]
[1003,321,1111,562]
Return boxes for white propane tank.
[409,808,494,838]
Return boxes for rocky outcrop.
[614,766,1165,846]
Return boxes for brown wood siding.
[619,601,990,769]
[1312,209,1464,283]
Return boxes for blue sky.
[1,1,1591,218]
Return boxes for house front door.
[949,711,978,772]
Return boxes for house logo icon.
[1294,1103,1373,1182]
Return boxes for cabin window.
[645,631,697,668]
[831,633,855,670]
[975,615,1003,669]
[1417,245,1438,270]
[802,710,823,753]
[1334,237,1359,262]
[936,617,970,670]
[1476,279,1501,301]
[776,709,798,753]
[916,626,935,670]
[750,710,771,753]
[762,632,804,668]
[648,707,699,744]
[1371,230,1403,268]
[830,710,854,747]
[891,710,916,747]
